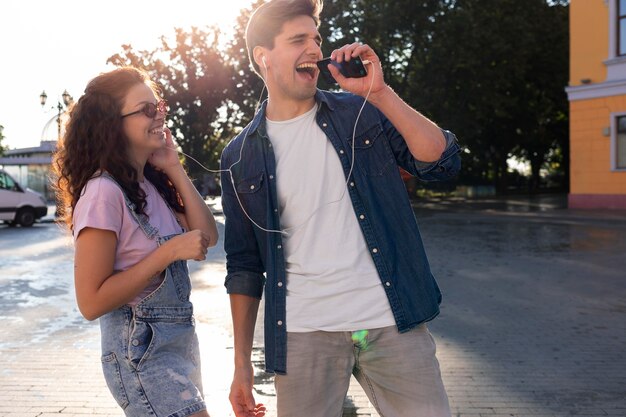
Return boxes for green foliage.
[408,0,569,191]
[107,27,238,180]
[322,0,569,192]
[0,125,6,156]
[106,0,569,193]
[224,0,267,121]
[319,0,446,93]
[106,1,266,192]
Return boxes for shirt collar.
[247,89,336,136]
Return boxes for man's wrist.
[367,84,395,108]
[234,358,253,369]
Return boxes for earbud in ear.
[262,56,267,68]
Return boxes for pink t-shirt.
[73,176,183,305]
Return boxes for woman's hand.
[164,229,211,262]
[74,227,210,321]
[149,126,219,247]
[148,127,182,174]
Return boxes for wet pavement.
[0,194,625,416]
[415,194,626,416]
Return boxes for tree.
[319,0,447,93]
[411,0,569,191]
[513,2,569,191]
[107,27,238,190]
[0,125,6,156]
[106,0,569,194]
[224,0,267,123]
[107,1,270,195]
[321,0,569,192]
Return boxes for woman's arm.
[149,128,218,246]
[165,164,218,247]
[74,226,210,321]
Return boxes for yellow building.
[566,0,626,208]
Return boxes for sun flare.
[0,0,258,149]
[164,0,254,36]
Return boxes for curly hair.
[53,66,184,231]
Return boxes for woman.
[53,66,218,417]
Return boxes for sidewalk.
[1,213,376,417]
[2,195,625,416]
[416,195,626,416]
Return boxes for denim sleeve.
[377,107,461,182]
[412,129,462,182]
[220,145,266,299]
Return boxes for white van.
[0,169,48,227]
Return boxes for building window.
[616,115,626,169]
[620,0,626,55]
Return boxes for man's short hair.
[246,0,323,76]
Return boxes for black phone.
[316,57,368,84]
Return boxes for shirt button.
[277,245,282,249]
[359,214,365,220]
[250,185,255,190]
[372,248,378,254]
[365,139,370,145]
[274,208,278,213]
[277,320,283,326]
[350,182,355,187]
[132,339,139,346]
[277,282,283,287]
[385,281,391,287]
[339,150,345,154]
[269,175,274,179]
[322,123,328,127]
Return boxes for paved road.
[1,195,625,417]
[416,195,626,416]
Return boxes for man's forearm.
[230,294,261,367]
[368,85,446,162]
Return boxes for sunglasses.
[121,99,168,119]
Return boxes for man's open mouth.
[296,62,318,80]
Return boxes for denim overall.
[98,175,206,417]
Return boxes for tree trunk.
[529,155,544,193]
[495,155,509,194]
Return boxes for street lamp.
[40,89,73,141]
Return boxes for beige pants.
[274,324,451,417]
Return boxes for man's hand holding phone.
[316,56,368,84]
[319,43,388,100]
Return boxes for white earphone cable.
[171,60,376,236]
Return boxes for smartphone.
[316,57,368,84]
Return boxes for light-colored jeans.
[274,324,451,417]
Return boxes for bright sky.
[0,0,254,150]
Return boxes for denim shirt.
[221,89,461,374]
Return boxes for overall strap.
[99,172,160,241]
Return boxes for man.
[220,1,461,416]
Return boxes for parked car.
[0,169,48,227]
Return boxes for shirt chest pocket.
[235,172,267,220]
[236,172,265,194]
[347,124,396,176]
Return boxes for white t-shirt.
[266,104,395,332]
